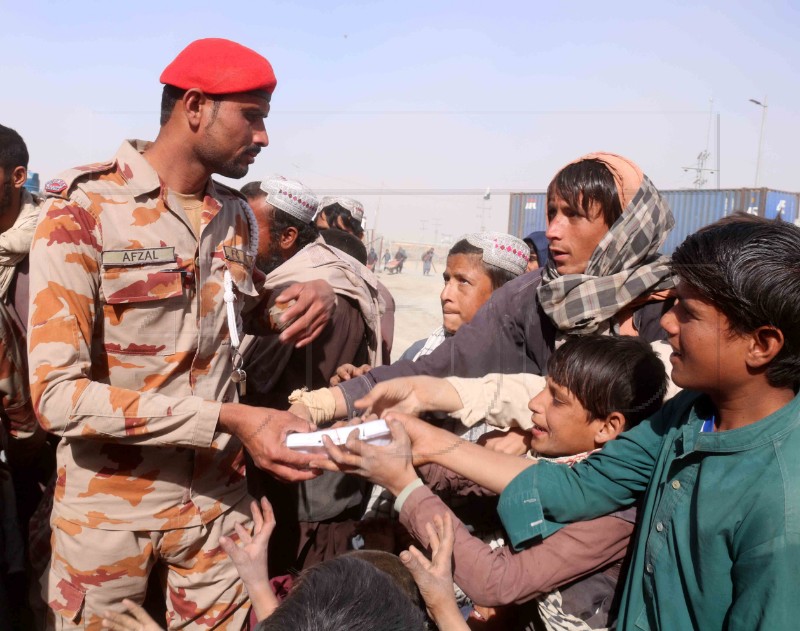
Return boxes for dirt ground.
[375,258,445,359]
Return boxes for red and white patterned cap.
[464,231,530,276]
[318,196,365,223]
[260,175,318,223]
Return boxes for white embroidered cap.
[318,196,365,223]
[464,231,530,276]
[260,175,318,224]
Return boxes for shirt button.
[671,480,681,490]
[646,563,654,574]
[194,257,200,269]
[656,522,664,532]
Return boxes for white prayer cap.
[464,231,530,276]
[260,175,318,223]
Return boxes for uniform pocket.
[46,568,86,624]
[100,263,183,356]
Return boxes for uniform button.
[646,563,654,574]
[671,480,681,490]
[656,522,664,532]
[194,257,200,269]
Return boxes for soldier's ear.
[182,89,210,129]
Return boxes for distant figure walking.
[394,247,408,273]
[421,248,435,275]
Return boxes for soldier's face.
[198,93,270,179]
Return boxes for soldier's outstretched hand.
[218,403,320,482]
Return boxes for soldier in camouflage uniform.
[27,39,332,630]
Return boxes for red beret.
[160,38,277,96]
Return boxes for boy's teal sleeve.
[498,464,563,551]
[499,400,678,551]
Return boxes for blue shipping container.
[24,172,40,194]
[508,192,547,238]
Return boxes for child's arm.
[398,484,634,606]
[310,416,534,497]
[400,513,470,631]
[219,497,279,621]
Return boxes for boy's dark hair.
[671,215,800,391]
[448,239,517,290]
[0,124,29,170]
[344,550,423,611]
[547,158,623,227]
[257,555,426,631]
[321,228,368,264]
[322,203,365,239]
[548,336,667,428]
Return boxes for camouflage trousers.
[42,496,253,630]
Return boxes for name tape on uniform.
[102,247,176,267]
[223,246,255,268]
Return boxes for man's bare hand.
[102,599,163,631]
[329,363,372,386]
[276,280,335,347]
[477,427,532,456]
[354,376,461,417]
[219,403,319,482]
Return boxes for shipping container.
[24,171,40,194]
[660,189,740,254]
[508,192,547,238]
[509,188,800,254]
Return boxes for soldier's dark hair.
[0,125,29,170]
[240,181,265,200]
[547,158,623,228]
[160,86,222,127]
[257,556,426,631]
[320,228,368,265]
[671,215,800,391]
[160,85,186,126]
[548,336,667,429]
[447,238,517,290]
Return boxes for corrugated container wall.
[508,192,547,238]
[509,188,800,254]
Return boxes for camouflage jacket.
[27,140,266,530]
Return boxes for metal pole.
[716,113,721,189]
[751,97,767,187]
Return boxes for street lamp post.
[749,97,768,187]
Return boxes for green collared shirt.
[498,390,800,630]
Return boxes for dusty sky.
[3,0,798,241]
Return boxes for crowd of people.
[1,36,799,631]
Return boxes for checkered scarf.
[538,175,674,335]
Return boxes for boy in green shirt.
[495,215,800,630]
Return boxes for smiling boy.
[496,216,800,630]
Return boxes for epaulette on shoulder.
[43,160,115,199]
[212,179,248,202]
